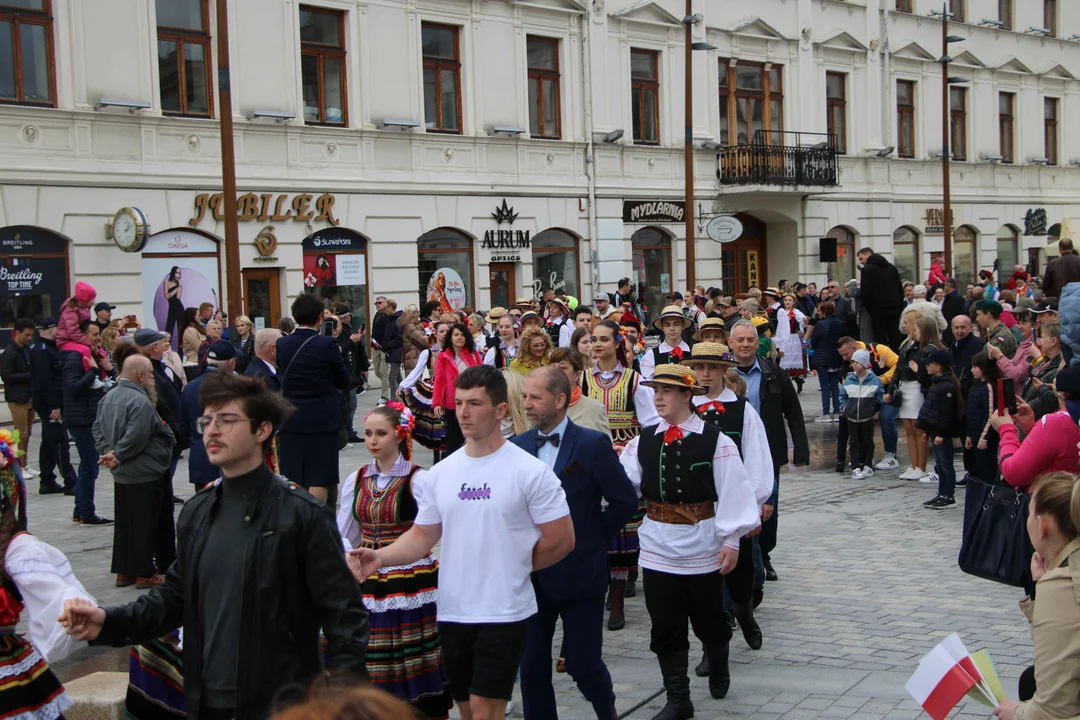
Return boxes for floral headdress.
[366,401,416,461]
[0,429,26,535]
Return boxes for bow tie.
[699,401,725,414]
[535,433,561,449]
[663,426,684,445]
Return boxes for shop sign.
[252,226,279,263]
[189,192,339,226]
[482,200,531,249]
[623,200,685,224]
[0,226,67,255]
[923,208,953,235]
[532,270,567,301]
[1024,208,1048,236]
[0,262,44,293]
[426,267,467,313]
[303,228,366,253]
[746,250,760,287]
[706,215,743,243]
[489,254,522,263]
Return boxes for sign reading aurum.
[189,193,339,226]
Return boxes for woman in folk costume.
[774,294,809,391]
[583,320,659,630]
[338,403,453,720]
[483,312,519,369]
[0,430,95,720]
[399,321,449,463]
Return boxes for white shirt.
[399,348,433,391]
[549,317,574,348]
[413,442,570,622]
[694,389,774,506]
[483,341,518,367]
[592,364,661,428]
[620,414,760,575]
[536,416,569,468]
[639,340,691,381]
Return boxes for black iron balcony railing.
[716,131,840,187]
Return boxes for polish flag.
[905,645,978,720]
[937,633,983,684]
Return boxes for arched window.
[418,228,473,311]
[953,225,978,287]
[531,229,579,301]
[825,226,857,283]
[631,227,672,324]
[892,226,920,284]
[996,225,1019,276]
[303,228,369,328]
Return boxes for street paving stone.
[25,379,1030,718]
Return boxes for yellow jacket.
[854,341,899,387]
[1014,538,1080,720]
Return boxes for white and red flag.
[904,644,979,720]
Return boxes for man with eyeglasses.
[60,371,370,720]
[371,296,391,401]
[178,341,237,491]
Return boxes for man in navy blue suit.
[243,328,282,392]
[515,366,638,720]
[275,293,350,503]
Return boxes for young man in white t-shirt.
[348,364,574,720]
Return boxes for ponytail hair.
[1032,471,1080,542]
[367,403,415,462]
[597,319,630,368]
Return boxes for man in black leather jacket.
[60,372,369,720]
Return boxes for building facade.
[1,0,1078,347]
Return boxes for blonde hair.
[915,315,946,350]
[519,326,553,362]
[501,369,531,436]
[901,307,922,343]
[1032,472,1080,541]
[235,315,253,333]
[101,326,120,351]
[723,367,747,397]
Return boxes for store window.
[996,226,1019,275]
[418,228,472,313]
[141,229,222,352]
[954,225,978,287]
[303,229,369,329]
[156,0,212,116]
[825,226,857,283]
[1045,97,1058,166]
[300,6,347,125]
[950,87,966,161]
[999,0,1013,30]
[718,59,784,145]
[0,226,68,347]
[892,226,920,284]
[527,36,560,140]
[826,72,846,154]
[0,0,55,107]
[531,229,579,301]
[631,227,672,324]
[897,80,915,158]
[422,23,462,133]
[999,92,1014,163]
[631,49,659,145]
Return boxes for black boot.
[732,601,762,650]
[650,651,694,720]
[694,654,709,677]
[606,578,614,611]
[607,579,626,630]
[705,643,730,699]
[625,567,638,597]
[764,558,778,582]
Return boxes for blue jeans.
[346,389,358,434]
[932,439,956,498]
[69,426,98,521]
[818,369,842,414]
[879,403,899,455]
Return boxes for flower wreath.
[384,401,416,440]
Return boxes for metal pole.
[941,3,953,279]
[215,0,243,339]
[684,0,696,290]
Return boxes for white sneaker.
[899,467,917,480]
[506,700,515,715]
[91,378,105,390]
[874,455,900,471]
[814,415,832,424]
[22,466,36,478]
[861,467,874,478]
[919,472,938,484]
[831,414,841,422]
[851,467,867,479]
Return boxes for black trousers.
[724,537,756,604]
[837,418,849,464]
[760,469,779,562]
[111,477,175,577]
[643,568,732,655]
[871,310,903,352]
[443,410,464,455]
[36,415,77,489]
[847,419,875,468]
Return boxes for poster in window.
[144,262,221,353]
[303,253,337,288]
[0,257,67,331]
[426,268,467,314]
[336,256,366,286]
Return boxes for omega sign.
[623,200,686,224]
[482,200,531,250]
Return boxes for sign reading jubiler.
[623,200,686,224]
[189,192,339,226]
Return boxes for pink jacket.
[996,336,1034,385]
[56,301,91,348]
[432,349,483,410]
[927,262,946,285]
[998,411,1080,491]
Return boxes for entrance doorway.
[631,227,673,325]
[717,214,767,295]
[489,263,517,310]
[242,268,281,331]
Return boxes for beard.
[144,381,159,408]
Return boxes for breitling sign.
[189,192,339,226]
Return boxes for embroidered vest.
[696,397,746,457]
[352,465,422,548]
[546,318,565,347]
[583,366,641,443]
[638,424,719,504]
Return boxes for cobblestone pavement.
[29,379,1026,719]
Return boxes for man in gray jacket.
[94,355,176,589]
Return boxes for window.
[532,230,578,299]
[954,225,978,286]
[418,229,473,309]
[896,0,912,11]
[631,49,659,144]
[950,87,966,161]
[999,0,1012,30]
[951,0,966,22]
[893,227,920,283]
[631,228,672,324]
[897,80,915,158]
[997,226,1018,272]
[299,7,347,125]
[718,60,784,145]
[422,23,462,133]
[825,226,856,283]
[999,92,1014,163]
[527,37,560,139]
[826,72,846,154]
[1045,0,1057,37]
[156,0,212,117]
[1045,97,1058,166]
[0,0,55,106]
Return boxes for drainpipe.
[583,7,600,298]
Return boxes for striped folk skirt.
[125,632,184,720]
[0,633,70,720]
[400,382,446,452]
[608,499,646,572]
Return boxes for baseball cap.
[334,303,352,316]
[133,328,169,347]
[37,316,57,330]
[94,301,116,313]
[1032,298,1059,314]
[594,292,611,302]
[207,341,237,361]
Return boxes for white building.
[0,0,1077,342]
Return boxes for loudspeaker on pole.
[819,237,838,263]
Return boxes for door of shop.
[717,214,767,295]
[242,268,281,331]
[489,263,516,310]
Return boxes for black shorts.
[438,620,528,702]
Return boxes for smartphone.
[319,319,336,336]
[996,378,1017,415]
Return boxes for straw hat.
[514,297,535,310]
[519,311,541,325]
[763,287,781,299]
[682,341,737,367]
[653,304,692,331]
[642,363,708,396]
[693,317,728,342]
[485,306,507,324]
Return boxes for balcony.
[716,131,840,188]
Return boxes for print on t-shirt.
[458,483,491,500]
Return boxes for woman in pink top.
[990,308,1036,385]
[432,322,483,455]
[990,366,1080,491]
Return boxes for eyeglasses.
[196,414,253,434]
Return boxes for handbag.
[280,333,350,452]
[887,384,903,408]
[958,476,1034,588]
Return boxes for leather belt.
[646,499,715,525]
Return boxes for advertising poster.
[141,231,221,353]
[426,267,467,313]
[303,253,337,288]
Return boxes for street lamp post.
[682,5,716,291]
[214,0,243,339]
[935,3,966,280]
